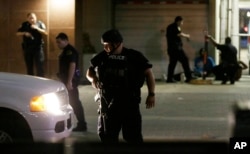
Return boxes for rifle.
[203,29,209,80]
[94,89,113,133]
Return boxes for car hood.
[0,72,65,95]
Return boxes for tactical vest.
[98,54,128,92]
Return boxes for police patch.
[39,21,46,29]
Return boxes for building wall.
[47,0,75,79]
[4,0,240,79]
[0,0,48,74]
[78,0,113,81]
[79,0,112,52]
[114,0,209,79]
[0,0,75,79]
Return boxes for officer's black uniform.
[216,43,238,84]
[17,21,45,77]
[58,44,87,131]
[166,21,192,82]
[90,47,152,143]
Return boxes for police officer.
[16,12,47,77]
[86,29,155,143]
[56,33,87,132]
[206,35,238,84]
[166,16,193,83]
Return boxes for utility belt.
[101,86,139,96]
[95,88,140,106]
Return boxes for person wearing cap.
[166,16,193,83]
[56,32,87,132]
[16,12,47,77]
[86,29,155,143]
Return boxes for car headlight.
[30,93,61,114]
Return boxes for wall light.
[50,0,73,10]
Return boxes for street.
[63,75,250,153]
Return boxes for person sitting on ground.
[193,48,215,77]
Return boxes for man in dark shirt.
[16,12,47,77]
[56,32,87,132]
[166,16,193,83]
[86,29,155,143]
[206,35,238,84]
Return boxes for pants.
[67,79,87,128]
[23,45,44,77]
[167,49,192,81]
[222,64,238,83]
[213,65,223,80]
[97,97,143,144]
[213,64,238,83]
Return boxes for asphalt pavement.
[63,75,250,154]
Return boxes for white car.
[0,72,74,143]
